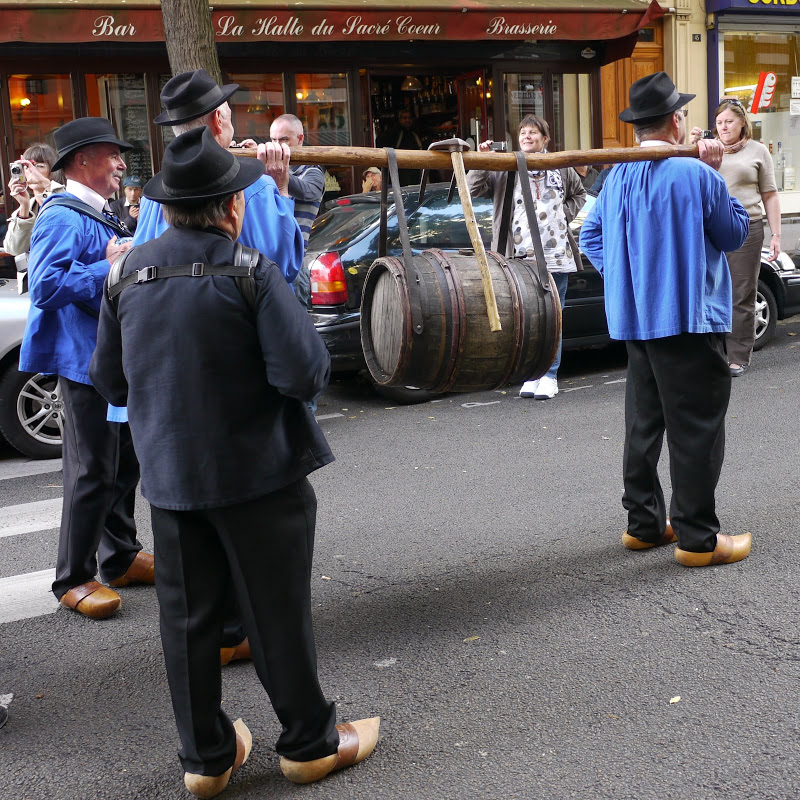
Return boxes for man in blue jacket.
[90,127,379,797]
[20,117,154,618]
[580,72,752,568]
[133,68,303,286]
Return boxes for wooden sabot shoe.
[674,532,752,567]
[280,716,380,785]
[108,552,155,587]
[60,581,121,619]
[184,718,252,799]
[622,519,677,550]
[220,637,251,666]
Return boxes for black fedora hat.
[619,71,695,123]
[144,126,264,205]
[154,69,239,126]
[52,117,132,170]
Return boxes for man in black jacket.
[90,127,379,797]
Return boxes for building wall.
[601,0,710,147]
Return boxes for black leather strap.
[107,243,261,314]
[497,171,516,256]
[384,147,424,335]
[41,196,130,238]
[514,151,550,293]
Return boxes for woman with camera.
[689,99,781,376]
[3,142,64,257]
[467,114,586,400]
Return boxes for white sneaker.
[534,376,558,399]
[519,380,540,398]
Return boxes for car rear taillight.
[309,252,348,305]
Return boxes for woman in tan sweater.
[690,99,781,376]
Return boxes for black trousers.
[53,378,141,600]
[150,478,338,776]
[623,333,731,553]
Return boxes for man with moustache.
[20,118,153,619]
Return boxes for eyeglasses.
[680,109,689,118]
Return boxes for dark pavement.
[1,321,799,800]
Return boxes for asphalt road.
[2,321,800,800]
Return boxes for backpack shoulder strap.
[41,196,129,238]
[107,248,135,311]
[233,242,260,312]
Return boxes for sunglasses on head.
[722,98,746,112]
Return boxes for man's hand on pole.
[257,142,291,196]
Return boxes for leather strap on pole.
[385,147,424,335]
[497,170,516,256]
[515,150,551,293]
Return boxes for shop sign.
[751,71,777,113]
[708,0,800,10]
[0,3,663,44]
[511,90,541,103]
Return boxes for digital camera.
[702,130,715,139]
[10,161,26,182]
[489,141,507,152]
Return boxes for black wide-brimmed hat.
[154,69,239,126]
[144,126,264,205]
[619,71,695,123]
[52,117,132,170]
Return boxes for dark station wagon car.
[305,183,800,395]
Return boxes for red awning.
[0,1,664,45]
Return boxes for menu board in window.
[85,73,153,183]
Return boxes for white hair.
[171,106,226,137]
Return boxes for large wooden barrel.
[360,248,561,393]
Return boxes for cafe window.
[296,72,353,196]
[227,73,285,142]
[719,27,800,190]
[86,73,153,182]
[7,74,74,156]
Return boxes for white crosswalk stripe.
[1,498,62,539]
[0,569,58,624]
[0,457,62,482]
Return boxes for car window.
[405,193,493,249]
[310,203,383,251]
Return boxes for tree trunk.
[160,0,222,83]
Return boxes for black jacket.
[90,226,333,510]
[110,196,138,233]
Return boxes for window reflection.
[296,72,352,197]
[227,73,285,142]
[7,74,74,155]
[405,194,493,249]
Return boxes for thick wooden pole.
[234,143,700,172]
[449,151,501,332]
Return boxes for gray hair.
[171,108,222,137]
[162,191,238,229]
[632,111,674,142]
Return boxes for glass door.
[455,70,491,148]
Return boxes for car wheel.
[370,382,442,405]
[753,279,777,351]
[0,363,64,459]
